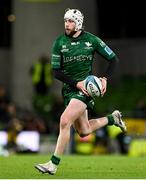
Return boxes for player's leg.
[73,110,108,137]
[35,98,87,175]
[74,111,127,137]
[53,98,86,155]
[73,109,91,137]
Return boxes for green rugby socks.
[107,114,114,125]
[51,155,61,165]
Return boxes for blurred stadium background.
[0,0,146,159]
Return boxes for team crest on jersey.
[85,42,92,47]
[85,42,92,49]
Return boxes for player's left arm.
[99,56,118,95]
[94,37,119,94]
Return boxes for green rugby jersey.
[51,31,116,81]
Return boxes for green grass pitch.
[0,154,146,179]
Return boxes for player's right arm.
[51,38,88,95]
[51,38,80,89]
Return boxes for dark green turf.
[0,154,146,179]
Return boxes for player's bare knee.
[60,115,70,129]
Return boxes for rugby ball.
[84,75,102,98]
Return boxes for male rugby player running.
[35,8,127,175]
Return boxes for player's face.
[64,19,76,35]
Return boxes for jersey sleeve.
[94,36,116,60]
[51,39,61,69]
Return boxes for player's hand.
[76,81,89,96]
[99,77,107,96]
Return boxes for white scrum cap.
[64,8,84,31]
